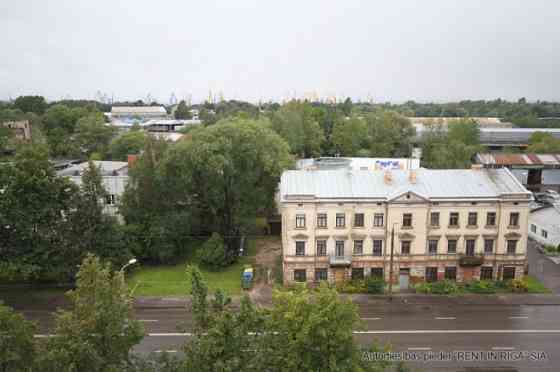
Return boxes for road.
[21,303,560,372]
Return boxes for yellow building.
[279,167,531,288]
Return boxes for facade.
[409,117,513,128]
[529,205,560,247]
[296,157,420,171]
[110,106,168,121]
[279,168,531,287]
[57,161,129,217]
[1,120,32,141]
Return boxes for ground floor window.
[503,266,516,281]
[425,267,438,282]
[371,268,384,279]
[294,269,307,282]
[444,267,457,281]
[480,266,493,280]
[352,268,364,280]
[315,268,328,281]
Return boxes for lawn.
[127,239,257,297]
[526,275,551,293]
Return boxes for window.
[430,212,440,227]
[315,268,328,281]
[466,239,476,256]
[295,241,305,256]
[447,239,457,254]
[402,213,412,227]
[294,269,306,282]
[295,214,306,228]
[449,212,459,227]
[425,267,438,282]
[105,194,116,205]
[468,212,478,226]
[336,213,346,228]
[354,213,364,227]
[373,240,383,256]
[542,230,548,239]
[335,240,345,257]
[317,213,327,228]
[480,267,493,280]
[373,213,384,227]
[484,239,494,254]
[353,240,363,255]
[530,224,537,233]
[428,239,438,255]
[401,241,411,255]
[352,268,364,280]
[445,267,457,281]
[507,240,517,255]
[486,212,496,226]
[316,240,327,256]
[509,212,519,227]
[371,268,384,278]
[503,266,516,280]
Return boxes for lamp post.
[388,223,398,301]
[120,258,138,278]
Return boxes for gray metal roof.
[57,161,128,177]
[280,168,530,202]
[111,106,167,114]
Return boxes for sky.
[1,0,559,103]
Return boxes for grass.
[127,239,257,297]
[526,275,552,293]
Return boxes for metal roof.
[111,106,167,114]
[476,153,560,167]
[280,168,530,202]
[57,161,128,177]
[296,157,420,171]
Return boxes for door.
[334,269,345,283]
[399,268,410,290]
[462,267,474,281]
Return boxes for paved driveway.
[528,239,560,294]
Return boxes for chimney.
[409,170,417,184]
[127,154,138,168]
[384,170,393,185]
[471,164,483,170]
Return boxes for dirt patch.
[248,236,282,305]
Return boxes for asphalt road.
[22,303,560,372]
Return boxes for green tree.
[271,101,324,157]
[447,119,480,145]
[331,116,368,156]
[0,304,37,372]
[40,254,144,372]
[174,100,192,119]
[527,132,560,153]
[198,233,230,269]
[75,113,117,158]
[42,104,90,157]
[108,130,146,161]
[14,95,47,115]
[366,110,415,157]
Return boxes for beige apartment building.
[279,168,531,288]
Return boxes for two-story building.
[279,167,531,288]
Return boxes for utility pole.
[388,224,395,301]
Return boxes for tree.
[271,101,324,157]
[75,112,117,158]
[447,119,480,146]
[174,100,192,119]
[527,132,560,153]
[40,254,144,371]
[108,130,146,161]
[42,104,90,157]
[198,233,230,269]
[331,116,368,156]
[0,304,36,372]
[366,110,415,157]
[14,95,47,115]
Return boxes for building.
[476,153,560,192]
[529,204,560,247]
[57,160,129,217]
[1,120,32,141]
[279,168,530,287]
[296,157,420,171]
[409,117,513,128]
[144,119,201,132]
[110,106,168,122]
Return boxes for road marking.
[139,319,159,322]
[155,350,178,353]
[353,330,560,334]
[362,317,382,320]
[148,332,193,336]
[492,346,515,350]
[408,347,431,351]
[508,316,529,319]
[435,317,456,320]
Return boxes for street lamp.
[120,258,138,275]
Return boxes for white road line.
[508,316,529,319]
[408,347,432,351]
[139,319,159,322]
[435,317,456,320]
[362,317,382,320]
[492,346,515,350]
[148,332,193,337]
[155,350,178,353]
[353,330,560,334]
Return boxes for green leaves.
[0,305,36,372]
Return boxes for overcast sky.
[1,1,559,103]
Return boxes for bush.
[507,278,529,293]
[465,280,496,294]
[414,282,432,294]
[430,280,461,295]
[366,277,386,294]
[337,280,366,294]
[544,245,560,256]
[198,233,232,270]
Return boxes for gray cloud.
[1,0,559,103]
